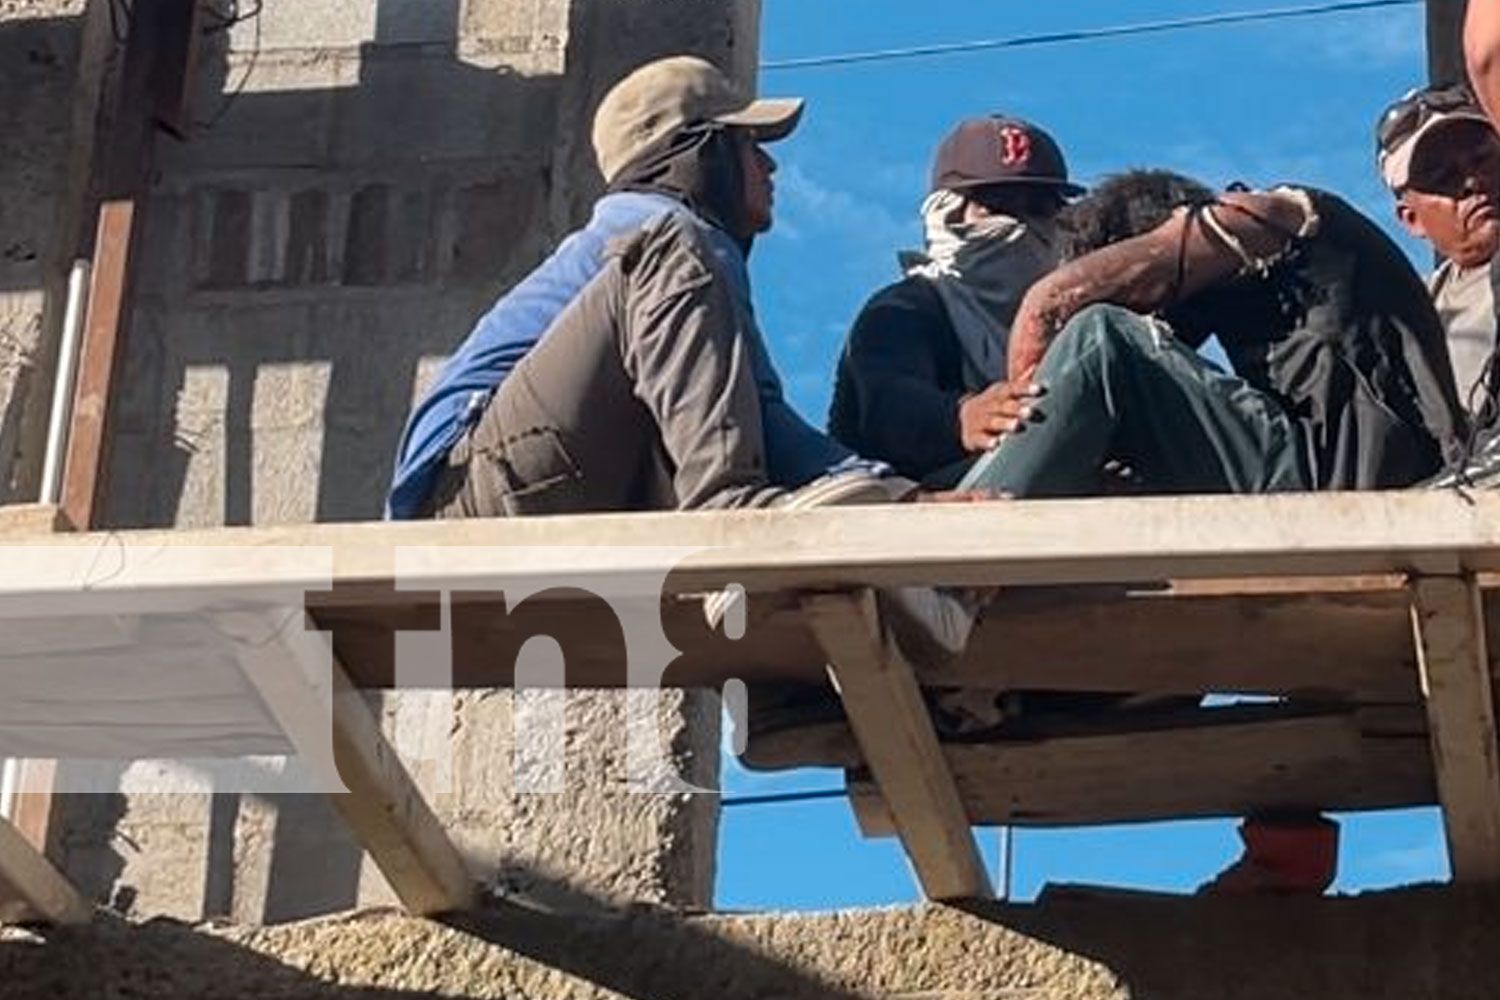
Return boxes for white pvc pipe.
[1,258,91,820]
[39,258,92,506]
[0,759,17,821]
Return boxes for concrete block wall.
[5,888,1498,1000]
[0,0,104,503]
[7,0,762,923]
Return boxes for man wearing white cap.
[1376,84,1500,414]
[389,55,921,519]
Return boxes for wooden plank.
[0,505,69,537]
[216,607,474,916]
[59,0,191,531]
[0,614,280,758]
[0,507,69,874]
[755,695,1434,776]
[803,589,991,901]
[4,493,1500,611]
[936,586,1418,698]
[9,0,198,885]
[847,709,1435,834]
[313,584,1421,700]
[336,491,1491,588]
[7,761,58,862]
[1410,574,1500,882]
[60,199,138,533]
[0,814,89,926]
[745,700,1393,773]
[0,586,1426,740]
[0,614,141,659]
[1166,574,1407,595]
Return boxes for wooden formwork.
[0,491,1499,909]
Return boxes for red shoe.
[1198,814,1339,896]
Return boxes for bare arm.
[1006,190,1310,381]
[1468,1,1500,128]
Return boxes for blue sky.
[716,0,1447,910]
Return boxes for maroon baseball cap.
[930,115,1085,196]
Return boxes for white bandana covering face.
[898,188,1062,390]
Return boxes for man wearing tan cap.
[390,54,988,684]
[1376,84,1500,414]
[390,55,918,520]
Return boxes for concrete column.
[0,0,110,504]
[1427,0,1469,87]
[27,0,764,922]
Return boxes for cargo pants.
[427,214,912,518]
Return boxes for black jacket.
[1169,187,1467,489]
[828,276,973,485]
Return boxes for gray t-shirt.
[1430,259,1496,408]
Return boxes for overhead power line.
[761,0,1422,71]
[720,787,847,808]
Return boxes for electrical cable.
[761,0,1422,71]
[720,788,849,808]
[200,0,263,34]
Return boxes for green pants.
[960,305,1310,496]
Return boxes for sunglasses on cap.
[1376,84,1478,152]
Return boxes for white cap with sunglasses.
[1377,84,1495,192]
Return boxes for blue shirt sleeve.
[703,230,890,486]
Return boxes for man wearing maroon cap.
[829,116,1082,486]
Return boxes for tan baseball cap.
[591,55,804,183]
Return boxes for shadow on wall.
[7,874,1500,999]
[103,0,562,529]
[0,14,84,299]
[960,884,1498,1000]
[0,11,94,502]
[102,0,750,530]
[48,0,564,927]
[56,0,749,928]
[0,864,877,1000]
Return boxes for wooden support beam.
[21,0,199,871]
[59,199,138,533]
[61,0,196,532]
[1428,0,1470,87]
[0,507,69,872]
[315,582,1424,700]
[845,709,1435,834]
[937,585,1419,697]
[1410,574,1500,882]
[6,492,1500,599]
[30,0,202,888]
[6,761,59,861]
[802,590,991,901]
[0,815,89,926]
[216,608,474,916]
[0,505,70,537]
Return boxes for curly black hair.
[1061,169,1216,260]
